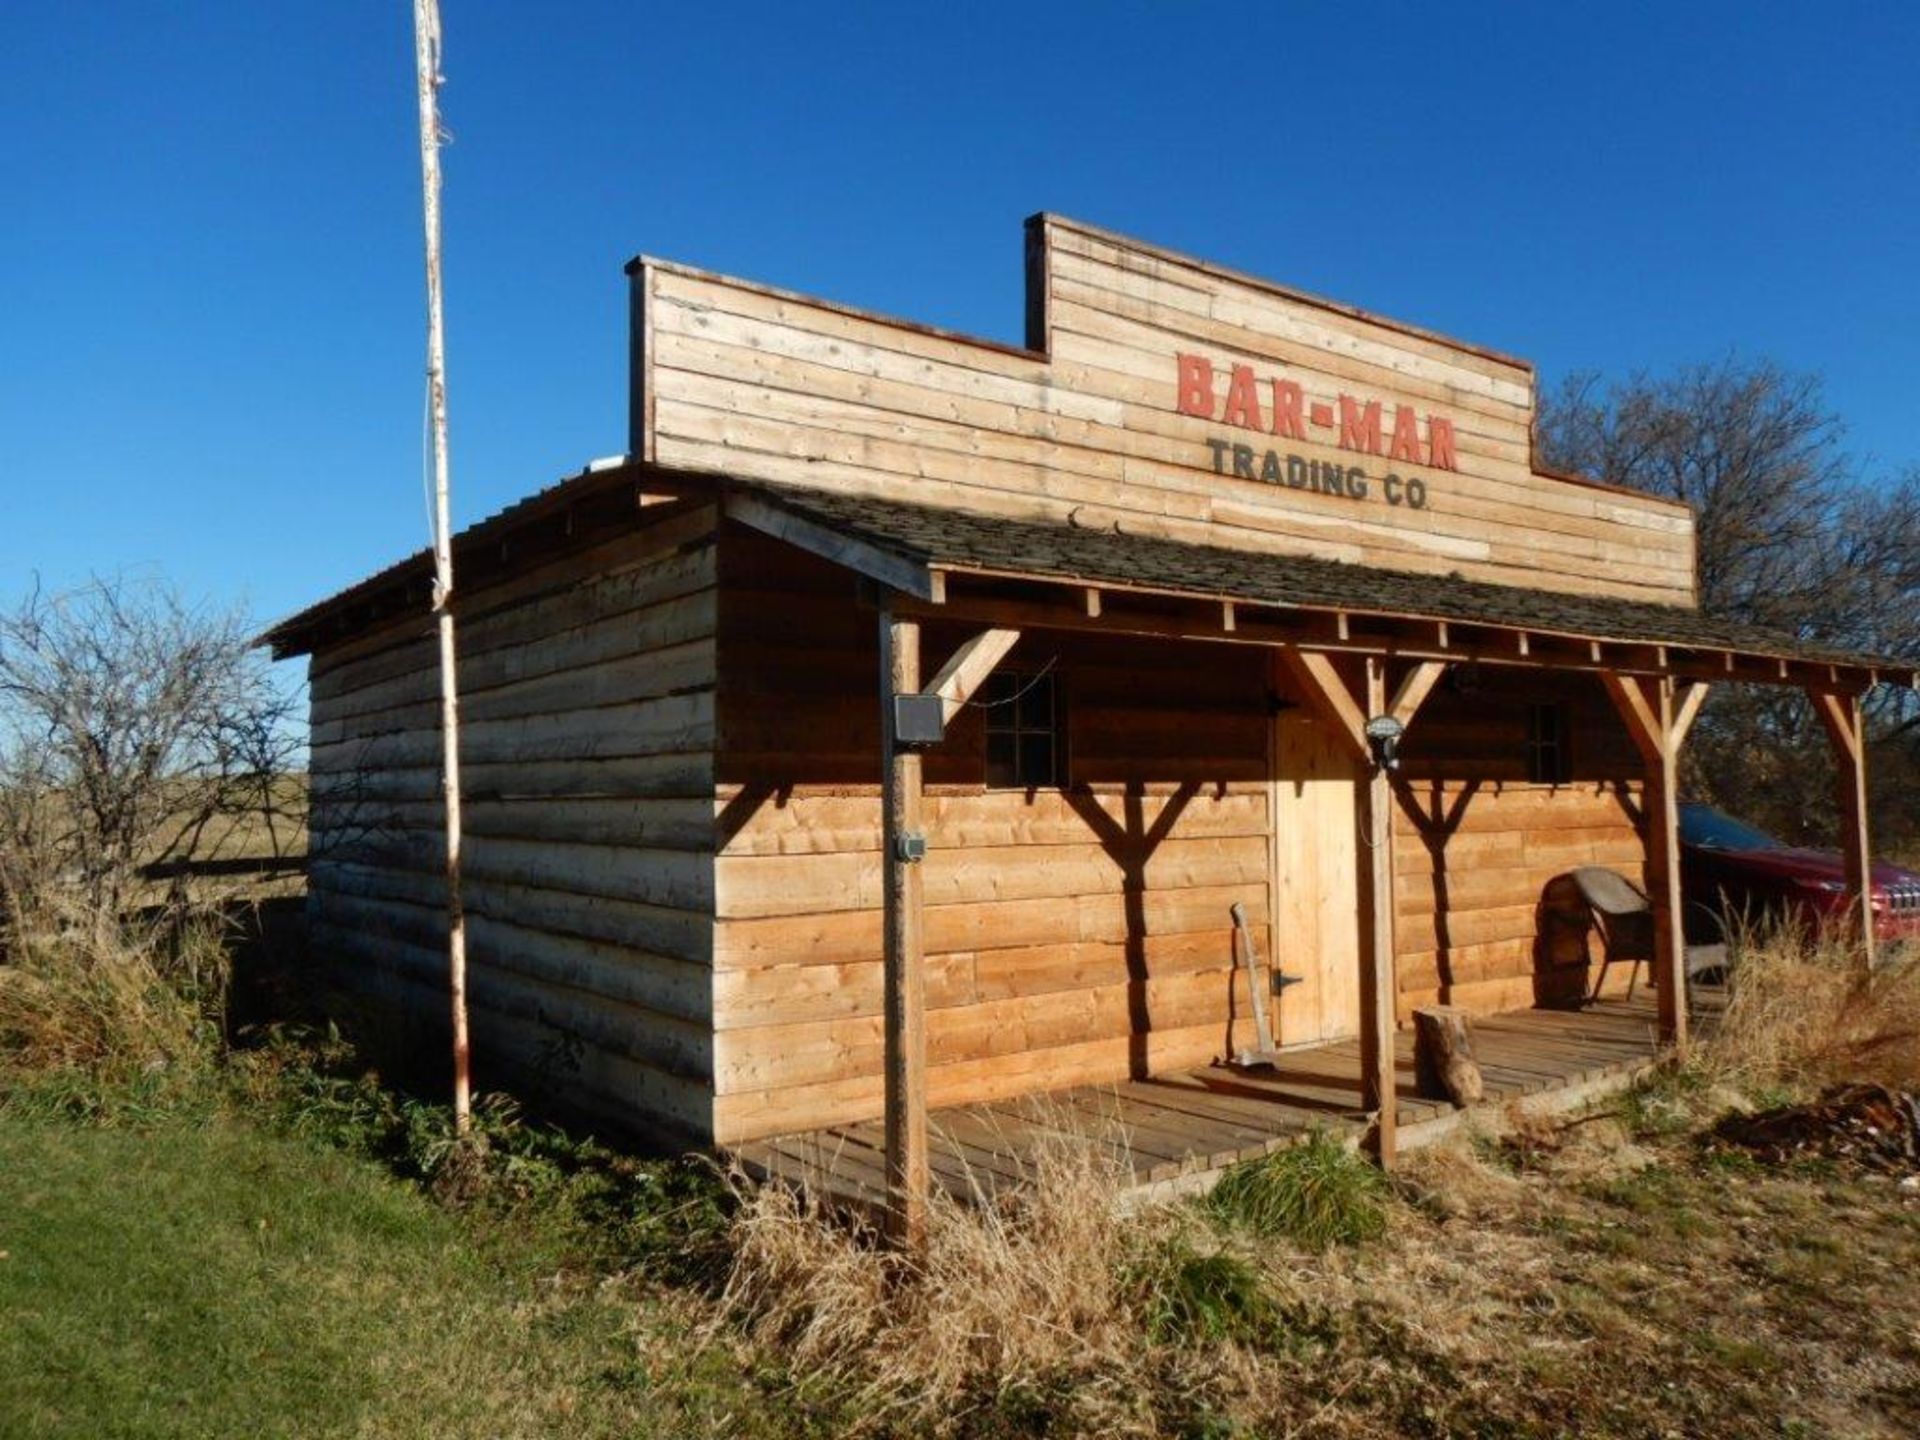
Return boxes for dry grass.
[0,895,228,1099]
[704,938,1920,1437]
[717,1120,1208,1433]
[1701,925,1920,1090]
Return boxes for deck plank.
[724,997,1684,1210]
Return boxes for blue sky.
[4,2,1917,649]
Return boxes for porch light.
[1364,713,1406,771]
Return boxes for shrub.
[1202,1133,1388,1249]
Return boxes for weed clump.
[0,911,230,1118]
[718,1115,1290,1432]
[237,1026,733,1282]
[1202,1132,1388,1249]
[1130,1234,1279,1347]
[1702,926,1920,1092]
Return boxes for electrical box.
[892,693,947,746]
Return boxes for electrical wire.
[960,656,1059,708]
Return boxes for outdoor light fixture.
[1364,713,1405,772]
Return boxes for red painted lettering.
[1270,379,1305,439]
[1175,354,1214,417]
[1388,405,1422,463]
[1338,395,1382,454]
[1427,415,1457,471]
[1221,364,1263,430]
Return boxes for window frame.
[1525,700,1572,785]
[980,664,1066,791]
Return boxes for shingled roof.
[729,480,1910,681]
[261,464,1912,686]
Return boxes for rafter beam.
[727,491,936,600]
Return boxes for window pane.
[986,731,1017,788]
[1017,675,1054,730]
[1018,733,1054,787]
[990,672,1021,718]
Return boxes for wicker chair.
[1571,866,1730,1005]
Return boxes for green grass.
[0,1109,751,1440]
[6,1047,1920,1439]
[1201,1132,1387,1249]
[1133,1236,1281,1348]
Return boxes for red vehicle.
[1679,803,1920,945]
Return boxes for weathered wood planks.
[637,216,1695,604]
[728,993,1676,1209]
[306,506,723,1143]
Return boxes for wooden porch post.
[1273,649,1445,1167]
[1600,673,1708,1050]
[1812,690,1877,971]
[878,601,928,1249]
[1358,655,1399,1166]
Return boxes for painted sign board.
[630,215,1695,605]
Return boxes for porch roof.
[259,461,1914,689]
[727,479,1915,688]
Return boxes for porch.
[706,479,1889,1245]
[729,989,1706,1212]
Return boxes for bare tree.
[0,574,302,944]
[1540,361,1920,851]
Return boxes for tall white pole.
[413,0,471,1133]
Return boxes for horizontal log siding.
[305,505,721,1146]
[641,218,1695,605]
[1392,669,1647,1018]
[711,531,1267,1142]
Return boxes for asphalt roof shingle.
[736,481,1903,677]
[261,464,1909,683]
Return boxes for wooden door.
[1269,698,1362,1045]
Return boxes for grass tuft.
[1131,1234,1280,1347]
[1202,1132,1388,1249]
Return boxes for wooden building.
[266,216,1913,1225]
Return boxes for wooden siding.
[306,503,721,1146]
[1394,669,1647,1018]
[637,215,1695,604]
[711,532,1269,1143]
[709,534,1653,1142]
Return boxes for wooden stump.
[1414,1006,1484,1106]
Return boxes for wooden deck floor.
[729,993,1690,1210]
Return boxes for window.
[982,667,1063,788]
[1526,702,1571,784]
